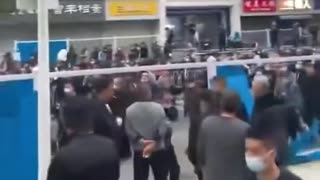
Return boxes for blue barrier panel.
[0,80,37,180]
[216,66,320,164]
[217,66,254,117]
[16,40,67,64]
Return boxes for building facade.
[165,0,241,48]
[0,0,163,53]
[241,0,320,30]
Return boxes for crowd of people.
[45,57,320,180]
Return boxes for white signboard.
[17,0,59,10]
[279,0,312,10]
[53,3,103,15]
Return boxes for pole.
[37,0,51,180]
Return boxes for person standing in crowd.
[293,22,302,47]
[245,126,302,180]
[211,76,249,122]
[251,73,283,118]
[197,90,250,180]
[309,24,319,47]
[67,45,77,67]
[270,21,279,49]
[140,42,149,59]
[125,84,170,180]
[0,52,20,74]
[47,97,120,180]
[91,75,122,152]
[218,25,227,51]
[184,81,205,180]
[153,89,180,180]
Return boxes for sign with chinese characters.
[243,0,277,13]
[278,0,313,11]
[106,0,159,20]
[53,1,103,15]
[51,0,105,22]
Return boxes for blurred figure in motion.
[218,25,227,51]
[251,73,283,118]
[292,22,302,47]
[251,105,305,166]
[0,52,20,74]
[47,97,120,180]
[211,77,249,122]
[197,90,250,180]
[91,75,122,153]
[270,21,279,49]
[245,126,302,180]
[125,84,170,180]
[140,42,149,59]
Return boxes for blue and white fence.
[1,55,320,180]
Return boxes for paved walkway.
[120,116,320,180]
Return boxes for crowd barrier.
[14,34,159,63]
[1,55,320,180]
[242,28,294,48]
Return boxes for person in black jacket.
[47,97,120,180]
[245,126,302,180]
[251,74,283,119]
[91,75,122,153]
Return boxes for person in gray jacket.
[125,83,169,180]
[197,90,250,180]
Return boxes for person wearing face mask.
[245,126,302,180]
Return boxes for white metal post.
[113,36,118,54]
[266,29,271,48]
[37,0,51,180]
[207,56,217,89]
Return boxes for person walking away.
[91,76,122,152]
[292,22,302,47]
[309,24,319,47]
[245,126,302,180]
[47,97,120,180]
[270,21,279,49]
[126,84,170,180]
[218,25,227,51]
[197,90,250,180]
[140,42,149,59]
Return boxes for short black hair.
[135,83,152,101]
[246,126,276,149]
[91,75,113,94]
[199,89,222,115]
[220,90,242,114]
[63,97,94,131]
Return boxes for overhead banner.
[106,0,159,20]
[243,0,277,13]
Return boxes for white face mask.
[245,155,266,173]
[245,150,273,173]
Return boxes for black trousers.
[166,145,180,180]
[134,150,168,180]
